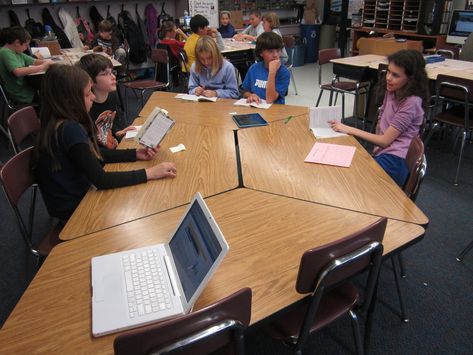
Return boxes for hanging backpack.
[41,8,72,48]
[106,5,124,46]
[8,9,21,27]
[74,7,95,46]
[157,2,172,28]
[135,4,149,50]
[89,6,104,34]
[118,10,147,64]
[24,9,44,39]
[145,4,158,48]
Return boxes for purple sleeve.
[389,96,423,134]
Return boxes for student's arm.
[330,123,401,148]
[188,64,203,95]
[215,31,225,50]
[265,60,281,104]
[214,62,239,98]
[241,68,260,103]
[11,62,50,77]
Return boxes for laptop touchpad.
[94,274,122,302]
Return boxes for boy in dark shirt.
[218,11,236,38]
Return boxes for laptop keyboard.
[122,248,172,318]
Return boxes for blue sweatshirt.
[188,59,239,99]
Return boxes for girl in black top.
[33,64,176,220]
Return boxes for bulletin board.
[188,0,219,28]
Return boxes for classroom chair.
[123,48,170,118]
[282,35,298,95]
[114,287,252,355]
[435,44,460,59]
[424,74,473,185]
[0,147,63,263]
[316,48,371,129]
[178,49,190,92]
[7,106,40,154]
[456,239,473,261]
[264,218,387,355]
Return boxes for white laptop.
[91,192,229,337]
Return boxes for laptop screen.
[169,200,223,302]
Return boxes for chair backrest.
[151,48,170,87]
[282,35,295,68]
[459,32,473,61]
[0,80,14,112]
[114,288,252,355]
[318,48,341,65]
[156,43,179,70]
[403,136,426,201]
[7,106,40,153]
[296,217,387,295]
[435,74,473,102]
[333,62,370,82]
[436,44,460,59]
[179,48,190,72]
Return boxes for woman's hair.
[35,65,101,169]
[220,11,231,19]
[254,32,283,60]
[194,36,224,76]
[190,14,209,33]
[382,49,429,112]
[77,53,113,82]
[263,12,280,29]
[0,26,31,45]
[159,20,175,40]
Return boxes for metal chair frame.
[282,35,298,95]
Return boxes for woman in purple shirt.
[330,49,429,186]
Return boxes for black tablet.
[232,113,268,128]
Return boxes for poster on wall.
[188,0,219,28]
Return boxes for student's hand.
[146,162,177,180]
[329,120,352,134]
[33,50,44,60]
[207,28,218,37]
[40,61,52,71]
[92,46,103,52]
[233,33,243,41]
[136,147,158,161]
[268,59,281,74]
[202,90,217,97]
[195,86,205,96]
[115,125,136,138]
[83,45,90,51]
[246,93,261,104]
[176,28,187,38]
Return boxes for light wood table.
[331,54,473,80]
[238,115,428,225]
[60,122,238,240]
[139,91,308,128]
[221,38,255,54]
[0,188,425,354]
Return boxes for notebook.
[234,98,272,109]
[232,113,268,128]
[91,192,229,337]
[175,94,218,102]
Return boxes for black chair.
[0,147,63,262]
[264,218,387,355]
[7,106,41,153]
[457,240,473,261]
[114,288,252,355]
[424,74,473,185]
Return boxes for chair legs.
[290,69,298,95]
[349,310,364,355]
[456,240,473,261]
[391,256,409,323]
[453,130,467,186]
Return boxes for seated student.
[233,10,264,42]
[33,65,176,221]
[91,20,126,65]
[77,54,134,150]
[183,14,224,71]
[262,12,288,64]
[218,11,236,39]
[188,36,239,99]
[0,26,51,104]
[330,49,429,186]
[241,32,290,105]
[159,20,188,62]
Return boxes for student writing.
[188,36,239,99]
[33,65,176,221]
[330,49,429,186]
[241,32,290,104]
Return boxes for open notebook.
[91,192,229,337]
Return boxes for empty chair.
[0,147,63,261]
[123,48,170,116]
[316,48,371,128]
[114,288,252,355]
[435,44,460,59]
[424,74,473,185]
[7,106,41,153]
[282,35,298,95]
[264,218,387,355]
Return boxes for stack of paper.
[175,94,217,102]
[234,98,272,109]
[309,106,346,138]
[304,142,356,168]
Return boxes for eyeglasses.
[97,69,116,77]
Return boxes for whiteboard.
[188,0,219,28]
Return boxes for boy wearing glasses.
[77,54,134,149]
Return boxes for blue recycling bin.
[300,24,321,63]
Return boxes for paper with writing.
[309,106,346,138]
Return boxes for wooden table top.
[221,39,255,54]
[139,91,308,128]
[331,54,473,81]
[238,115,428,225]
[60,122,238,240]
[0,188,425,354]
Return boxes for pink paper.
[304,142,356,168]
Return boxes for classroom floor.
[0,62,472,354]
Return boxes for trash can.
[288,36,305,67]
[300,24,321,63]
